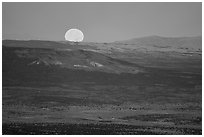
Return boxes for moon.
[65,28,84,42]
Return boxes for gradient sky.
[2,2,202,42]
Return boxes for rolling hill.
[2,38,202,134]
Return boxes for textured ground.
[2,39,202,135]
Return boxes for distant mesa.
[115,35,202,50]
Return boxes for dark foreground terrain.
[2,38,202,135]
[3,123,201,135]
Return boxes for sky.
[2,2,202,42]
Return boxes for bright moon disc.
[65,28,84,42]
